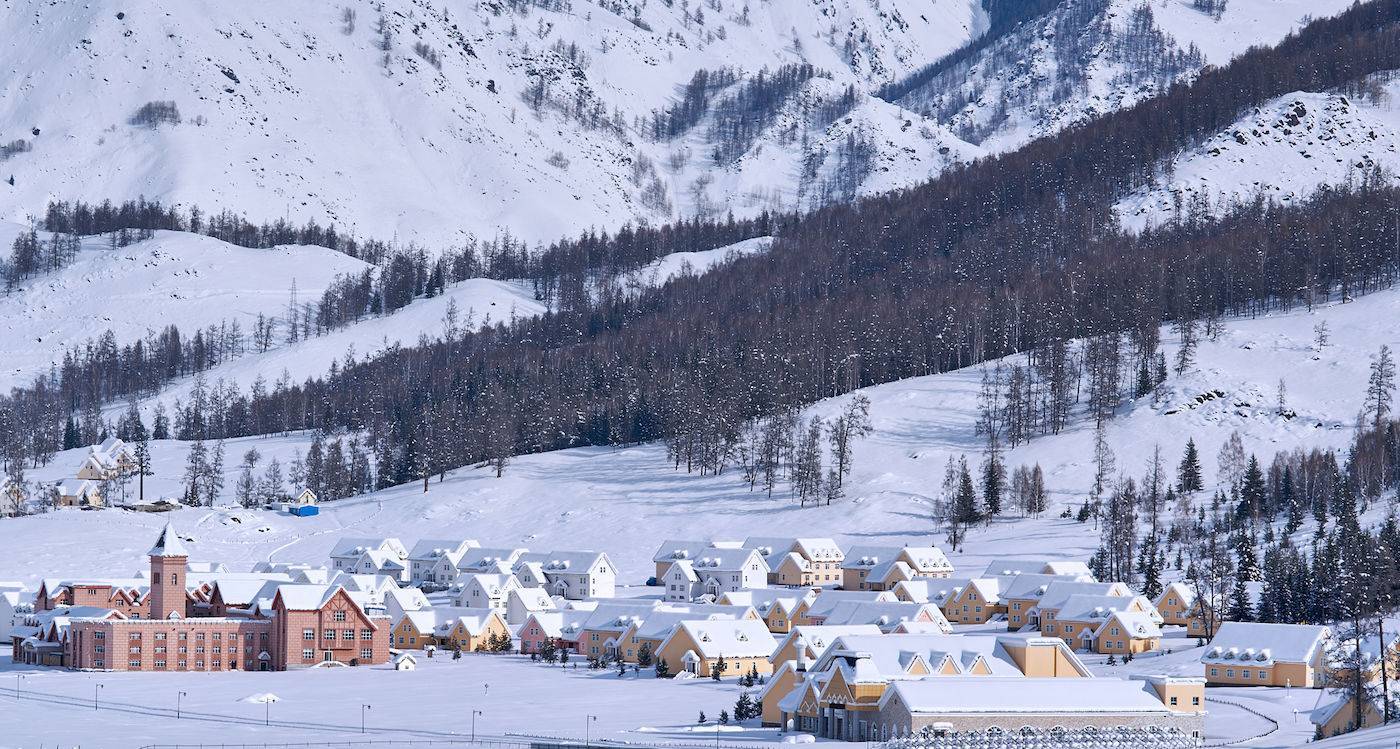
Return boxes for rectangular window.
[178,660,187,669]
[334,611,347,622]
[196,633,205,641]
[212,632,222,640]
[95,645,105,653]
[302,649,314,660]
[154,660,166,668]
[94,632,105,640]
[179,632,188,640]
[361,648,373,660]
[303,629,315,641]
[342,630,354,640]
[155,632,166,640]
[128,660,141,668]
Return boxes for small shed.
[293,488,318,505]
[393,652,418,671]
[288,505,320,517]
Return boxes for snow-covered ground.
[0,226,366,392]
[0,0,983,246]
[8,276,1398,588]
[0,0,1357,248]
[4,276,1398,746]
[1116,76,1400,230]
[0,648,778,748]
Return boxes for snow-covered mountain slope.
[7,278,1398,587]
[1115,79,1400,230]
[0,0,983,246]
[889,0,1356,154]
[0,227,366,391]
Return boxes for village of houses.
[3,514,1390,747]
[0,437,1392,746]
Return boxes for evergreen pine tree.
[1239,455,1267,520]
[1178,438,1203,493]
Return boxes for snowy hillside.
[6,277,1398,589]
[0,0,983,245]
[1116,78,1400,230]
[889,0,1355,154]
[0,226,366,391]
[0,0,1360,248]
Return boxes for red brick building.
[52,524,391,672]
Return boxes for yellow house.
[656,619,777,678]
[615,606,757,663]
[55,479,103,508]
[1155,582,1197,626]
[391,610,440,650]
[718,590,812,633]
[1312,688,1385,739]
[433,608,510,652]
[1090,611,1163,655]
[1201,621,1331,687]
[745,538,845,587]
[794,590,897,627]
[841,546,954,591]
[931,577,1004,624]
[1043,593,1161,653]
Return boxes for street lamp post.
[177,690,188,719]
[472,709,483,741]
[585,714,598,748]
[94,683,103,711]
[265,698,270,726]
[362,704,372,734]
[14,674,24,701]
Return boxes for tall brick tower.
[147,523,189,619]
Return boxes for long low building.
[872,676,1204,741]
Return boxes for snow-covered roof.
[1157,581,1198,608]
[1038,581,1129,611]
[147,523,190,558]
[998,573,1093,600]
[210,575,293,606]
[1095,610,1163,641]
[842,545,952,572]
[666,618,777,658]
[513,550,610,574]
[630,609,740,641]
[1056,593,1142,622]
[507,586,556,611]
[454,546,528,571]
[980,558,1093,577]
[434,607,501,637]
[818,600,949,632]
[743,537,844,560]
[719,589,812,616]
[669,546,765,573]
[407,538,478,562]
[653,540,718,563]
[881,677,1171,715]
[811,633,1036,681]
[273,584,347,611]
[772,625,884,661]
[803,590,897,620]
[1202,622,1331,666]
[328,537,405,560]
